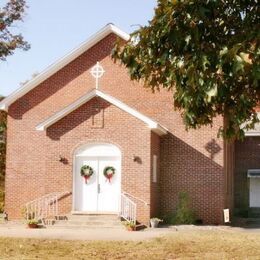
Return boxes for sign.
[223,208,230,223]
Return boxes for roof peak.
[0,24,130,111]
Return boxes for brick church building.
[0,24,259,225]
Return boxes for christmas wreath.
[80,165,94,183]
[103,166,116,183]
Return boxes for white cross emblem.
[90,62,105,89]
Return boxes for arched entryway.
[73,143,121,213]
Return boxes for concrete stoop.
[45,214,124,229]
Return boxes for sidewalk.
[0,223,259,241]
[0,224,174,241]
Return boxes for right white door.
[98,157,121,212]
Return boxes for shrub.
[174,192,196,224]
[165,192,196,225]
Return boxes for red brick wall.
[5,33,226,224]
[159,123,224,224]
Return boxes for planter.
[150,219,161,228]
[28,223,38,229]
[127,226,136,231]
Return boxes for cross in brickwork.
[90,62,105,89]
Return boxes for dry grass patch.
[0,230,260,259]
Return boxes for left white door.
[74,157,98,211]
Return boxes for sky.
[0,0,157,96]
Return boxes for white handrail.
[25,191,71,221]
[122,191,150,206]
[120,193,137,224]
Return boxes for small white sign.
[223,209,230,223]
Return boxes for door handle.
[98,184,101,194]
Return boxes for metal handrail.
[122,191,150,206]
[120,193,136,224]
[25,191,71,221]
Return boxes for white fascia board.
[244,132,260,137]
[0,24,130,111]
[109,24,130,41]
[153,124,168,136]
[36,89,167,135]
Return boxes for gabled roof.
[36,89,168,136]
[0,24,130,111]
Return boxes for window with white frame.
[152,155,158,183]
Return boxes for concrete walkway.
[0,224,259,241]
[0,224,175,241]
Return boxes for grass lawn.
[0,230,260,259]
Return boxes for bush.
[164,192,196,225]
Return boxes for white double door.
[74,156,121,213]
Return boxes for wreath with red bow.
[80,165,94,183]
[103,166,116,183]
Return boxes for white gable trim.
[0,24,130,111]
[36,89,168,136]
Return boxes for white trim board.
[0,24,130,111]
[36,89,168,136]
[245,132,260,137]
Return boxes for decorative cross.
[90,62,105,89]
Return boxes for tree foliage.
[113,0,260,139]
[0,0,29,61]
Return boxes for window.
[152,155,158,183]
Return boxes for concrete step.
[67,214,120,221]
[47,224,124,229]
[47,214,124,229]
[54,220,122,226]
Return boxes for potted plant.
[123,221,136,231]
[27,219,39,228]
[150,218,163,228]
